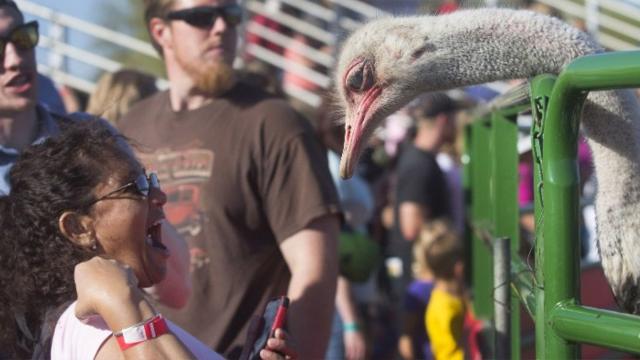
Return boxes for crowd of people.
[0,0,638,359]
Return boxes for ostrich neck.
[416,9,640,201]
[422,9,600,89]
[414,9,640,306]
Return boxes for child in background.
[424,225,466,360]
[398,222,451,360]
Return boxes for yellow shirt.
[425,287,465,360]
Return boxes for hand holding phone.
[269,296,289,339]
[239,295,290,360]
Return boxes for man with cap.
[386,91,458,304]
[394,92,457,243]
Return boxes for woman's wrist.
[343,322,360,333]
[114,313,169,350]
[99,286,158,332]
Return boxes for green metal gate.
[464,50,640,359]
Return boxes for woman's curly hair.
[0,119,134,358]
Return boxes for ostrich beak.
[339,121,361,179]
[339,87,383,179]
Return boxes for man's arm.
[145,222,192,308]
[398,201,429,241]
[280,214,340,359]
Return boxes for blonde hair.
[412,220,460,278]
[86,69,158,126]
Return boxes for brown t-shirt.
[118,82,340,357]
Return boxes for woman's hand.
[344,329,366,360]
[260,328,298,360]
[76,257,195,359]
[74,256,142,320]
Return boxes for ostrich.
[334,8,640,313]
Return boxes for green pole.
[541,72,583,360]
[490,111,520,359]
[528,75,558,359]
[550,303,640,354]
[542,50,640,358]
[470,119,494,319]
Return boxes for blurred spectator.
[237,60,285,98]
[527,1,562,18]
[365,0,422,15]
[282,33,331,120]
[398,224,437,360]
[316,94,373,360]
[437,0,459,14]
[86,69,158,126]
[244,0,285,62]
[423,223,466,360]
[436,148,465,235]
[380,109,412,159]
[390,93,458,294]
[37,73,66,114]
[58,85,82,113]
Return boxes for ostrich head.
[336,17,445,178]
[335,10,594,179]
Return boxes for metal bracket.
[532,96,548,208]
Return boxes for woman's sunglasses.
[165,4,242,28]
[0,21,39,59]
[87,172,160,207]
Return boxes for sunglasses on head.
[87,172,160,207]
[0,21,38,58]
[165,4,242,28]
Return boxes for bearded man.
[117,0,341,358]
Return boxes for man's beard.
[177,53,236,96]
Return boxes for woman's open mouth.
[145,219,170,258]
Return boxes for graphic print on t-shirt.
[138,148,214,272]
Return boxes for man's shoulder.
[129,90,167,112]
[399,147,439,169]
[118,91,168,131]
[232,83,311,135]
[232,81,294,114]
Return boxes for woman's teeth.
[146,233,154,246]
[146,227,168,250]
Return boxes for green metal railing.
[464,50,640,359]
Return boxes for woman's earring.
[90,241,97,251]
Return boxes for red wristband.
[113,314,169,350]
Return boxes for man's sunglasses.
[165,4,242,28]
[0,21,38,58]
[87,172,160,207]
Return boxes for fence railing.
[14,0,640,111]
[540,0,640,50]
[15,0,383,108]
[464,50,640,359]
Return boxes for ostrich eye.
[345,61,374,93]
[347,69,364,91]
